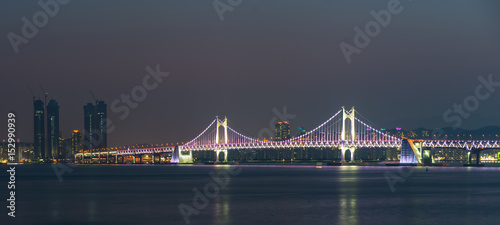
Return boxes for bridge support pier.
[400,139,422,164]
[215,149,228,163]
[468,150,483,165]
[341,148,346,163]
[179,151,193,163]
[171,146,193,163]
[340,147,356,163]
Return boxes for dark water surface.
[1,164,499,225]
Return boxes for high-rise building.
[95,101,107,150]
[19,142,34,162]
[83,103,96,152]
[58,137,72,160]
[0,141,34,162]
[275,121,291,141]
[33,99,45,160]
[83,101,107,152]
[47,99,60,159]
[71,130,82,156]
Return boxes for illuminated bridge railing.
[116,147,175,155]
[110,140,499,154]
[180,140,402,151]
[421,140,500,150]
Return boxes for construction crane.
[28,86,36,101]
[90,89,98,104]
[39,85,49,107]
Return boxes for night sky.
[1,0,500,147]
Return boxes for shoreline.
[3,162,500,167]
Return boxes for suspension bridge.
[75,107,500,165]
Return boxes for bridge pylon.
[215,116,228,163]
[341,106,356,163]
[216,116,228,145]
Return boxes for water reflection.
[338,166,359,225]
[50,198,59,222]
[214,195,231,224]
[339,196,358,225]
[88,198,97,222]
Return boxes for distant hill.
[384,113,500,131]
[385,126,500,140]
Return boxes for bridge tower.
[215,116,228,163]
[341,107,356,163]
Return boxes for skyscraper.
[47,99,60,160]
[33,99,45,160]
[95,101,107,150]
[83,101,107,152]
[83,103,96,152]
[71,130,82,156]
[275,121,291,141]
[58,136,72,160]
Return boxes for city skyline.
[9,94,500,148]
[8,99,500,163]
